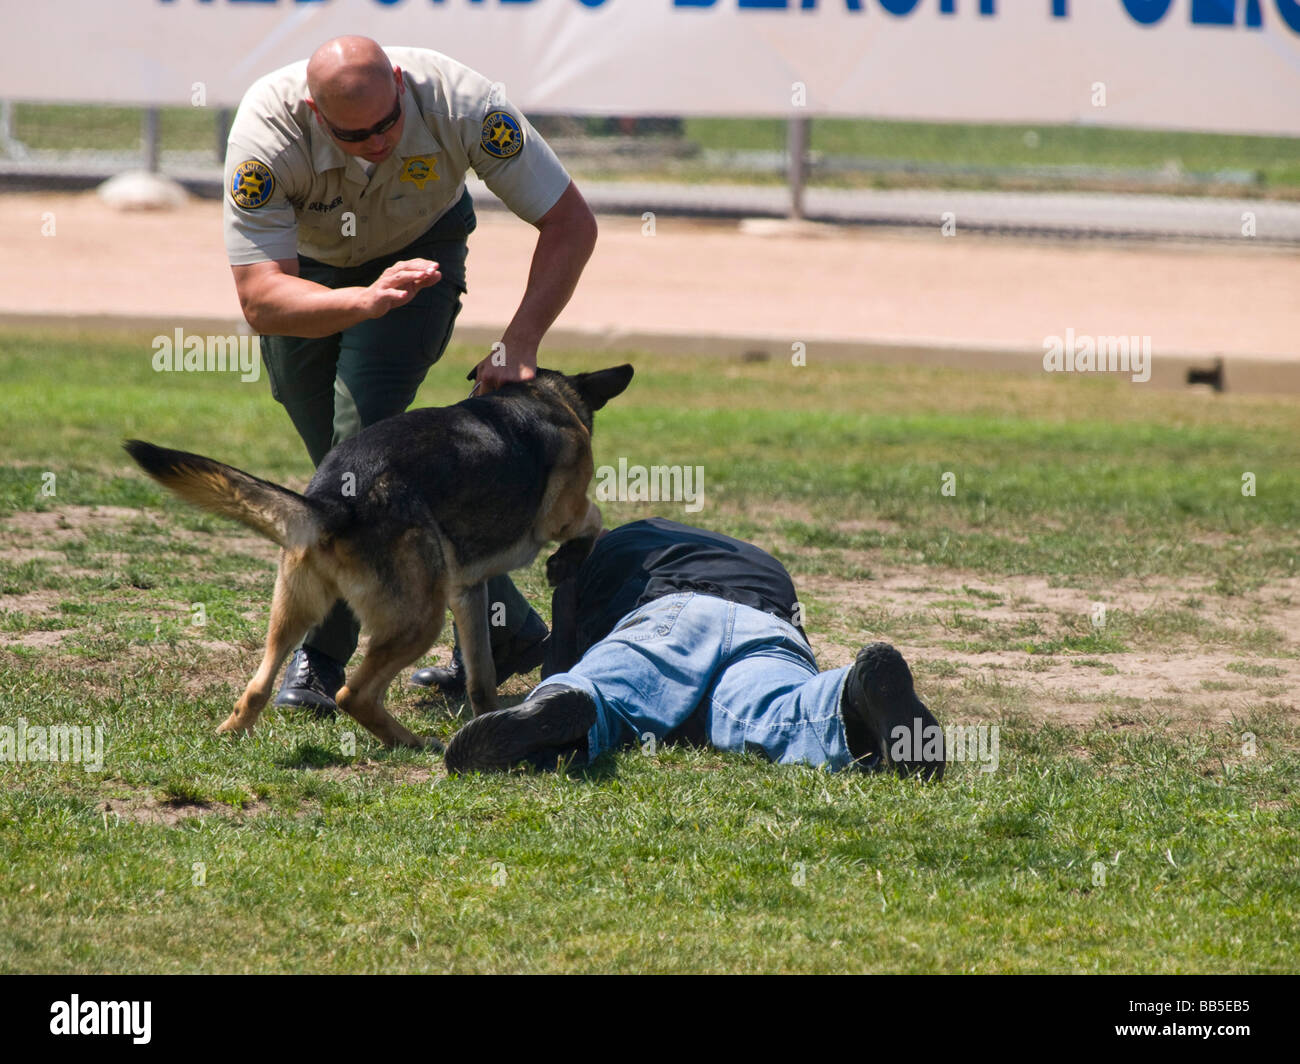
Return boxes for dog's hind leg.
[449,581,498,717]
[336,631,439,749]
[335,602,444,750]
[219,550,332,737]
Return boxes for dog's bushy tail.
[124,440,330,549]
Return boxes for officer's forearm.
[238,270,374,339]
[501,184,597,357]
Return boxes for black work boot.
[410,612,549,696]
[444,685,597,774]
[272,647,346,718]
[841,642,944,781]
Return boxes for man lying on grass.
[443,518,945,780]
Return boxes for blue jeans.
[534,593,855,771]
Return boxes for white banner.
[2,0,1298,134]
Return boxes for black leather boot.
[410,612,549,696]
[841,642,944,781]
[444,685,597,774]
[272,647,347,718]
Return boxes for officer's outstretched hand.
[365,258,441,318]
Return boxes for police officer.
[223,36,597,715]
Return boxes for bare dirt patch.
[0,503,275,563]
[102,794,270,826]
[922,650,1292,726]
[0,548,66,565]
[4,505,144,536]
[310,761,444,785]
[742,501,905,537]
[802,566,1299,726]
[0,503,278,659]
[0,589,62,614]
[7,630,77,649]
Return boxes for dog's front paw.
[215,713,251,736]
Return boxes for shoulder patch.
[480,111,523,159]
[231,159,275,209]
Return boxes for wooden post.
[143,107,161,172]
[216,108,232,162]
[787,117,809,220]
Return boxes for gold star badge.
[399,155,439,190]
[491,122,516,151]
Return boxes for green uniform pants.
[259,189,539,665]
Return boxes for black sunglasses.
[320,92,402,143]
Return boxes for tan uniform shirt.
[223,46,571,268]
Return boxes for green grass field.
[14,104,1300,195]
[0,327,1296,972]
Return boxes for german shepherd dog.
[124,364,633,749]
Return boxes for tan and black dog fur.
[125,364,633,749]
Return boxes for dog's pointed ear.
[570,364,634,411]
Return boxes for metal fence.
[5,102,1300,243]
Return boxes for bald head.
[306,36,396,115]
